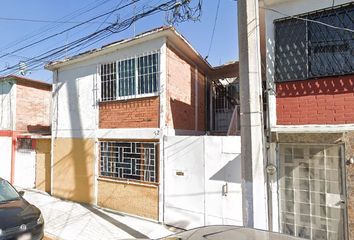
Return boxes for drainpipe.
[238,0,268,230]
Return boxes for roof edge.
[0,75,52,89]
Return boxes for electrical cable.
[0,17,112,24]
[205,0,220,60]
[0,0,116,53]
[1,0,201,76]
[261,5,354,33]
[0,0,141,60]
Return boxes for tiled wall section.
[276,75,354,125]
[273,132,354,239]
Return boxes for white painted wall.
[52,37,166,139]
[14,150,36,189]
[0,81,15,130]
[264,0,352,128]
[0,136,12,181]
[164,136,243,229]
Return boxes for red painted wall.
[276,75,354,125]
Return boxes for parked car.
[0,178,44,240]
[161,225,304,240]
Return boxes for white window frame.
[99,50,160,102]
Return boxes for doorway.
[278,144,347,240]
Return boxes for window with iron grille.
[275,3,354,82]
[99,141,158,183]
[100,51,160,101]
[101,62,117,101]
[17,138,33,151]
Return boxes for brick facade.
[16,81,51,133]
[276,75,354,125]
[166,45,206,132]
[99,96,159,129]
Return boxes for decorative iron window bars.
[100,51,160,101]
[275,3,354,82]
[99,141,158,183]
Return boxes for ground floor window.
[99,141,158,183]
[278,144,346,240]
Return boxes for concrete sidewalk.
[21,189,175,240]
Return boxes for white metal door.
[0,136,12,182]
[164,136,243,229]
[278,144,347,240]
[14,149,36,188]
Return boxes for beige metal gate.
[278,144,347,240]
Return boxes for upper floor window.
[100,51,160,101]
[274,3,354,82]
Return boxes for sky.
[0,0,238,82]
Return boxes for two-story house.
[45,26,239,222]
[0,75,51,189]
[263,1,353,239]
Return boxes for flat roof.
[0,75,52,90]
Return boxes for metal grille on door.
[279,144,346,240]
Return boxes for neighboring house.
[0,75,51,189]
[264,1,353,240]
[45,26,239,221]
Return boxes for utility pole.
[238,0,268,230]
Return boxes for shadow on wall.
[170,98,195,131]
[168,50,197,132]
[277,75,354,97]
[209,155,242,184]
[52,74,93,204]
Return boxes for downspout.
[10,81,16,184]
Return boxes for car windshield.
[0,180,20,203]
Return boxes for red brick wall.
[99,97,159,128]
[166,45,206,132]
[276,75,354,125]
[16,83,51,133]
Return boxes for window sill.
[97,177,159,188]
[99,93,159,103]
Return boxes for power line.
[0,0,142,60]
[205,0,220,60]
[1,0,202,76]
[0,0,117,54]
[65,0,125,57]
[0,17,112,24]
[261,6,354,33]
